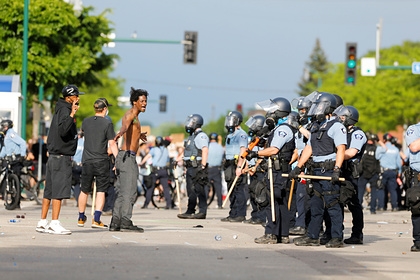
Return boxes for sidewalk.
[0,197,418,280]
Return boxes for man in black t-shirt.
[77,98,119,229]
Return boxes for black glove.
[246,150,258,161]
[299,116,309,126]
[289,166,301,179]
[257,138,266,148]
[196,167,208,185]
[331,167,341,184]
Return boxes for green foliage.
[317,41,420,132]
[0,0,118,108]
[297,38,329,96]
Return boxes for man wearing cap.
[77,98,119,229]
[36,85,84,235]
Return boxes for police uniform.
[143,145,171,209]
[404,123,420,251]
[0,127,26,159]
[207,140,225,208]
[376,141,402,211]
[179,129,209,218]
[259,123,296,242]
[245,144,268,224]
[341,126,366,244]
[222,127,248,221]
[295,118,347,246]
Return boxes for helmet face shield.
[256,99,280,114]
[307,100,331,117]
[245,115,264,131]
[224,115,239,129]
[184,116,198,129]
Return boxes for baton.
[281,173,345,181]
[91,181,97,216]
[288,178,295,211]
[173,165,182,214]
[222,160,246,209]
[268,158,275,222]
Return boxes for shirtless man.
[109,87,148,232]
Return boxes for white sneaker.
[46,220,72,235]
[36,219,49,233]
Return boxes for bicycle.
[150,177,215,209]
[19,160,45,205]
[151,177,178,209]
[0,156,21,210]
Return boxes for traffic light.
[345,42,357,85]
[183,31,197,64]
[159,95,167,112]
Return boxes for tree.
[297,38,329,96]
[317,41,420,132]
[0,0,118,108]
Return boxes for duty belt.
[153,166,167,170]
[184,160,201,168]
[312,160,336,170]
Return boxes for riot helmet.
[209,133,218,141]
[0,119,13,132]
[333,94,344,108]
[307,92,337,123]
[225,111,243,133]
[366,132,378,142]
[257,97,291,130]
[332,105,359,127]
[286,111,300,129]
[184,114,204,135]
[383,133,393,142]
[245,115,265,137]
[292,96,313,125]
[155,136,164,147]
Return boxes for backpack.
[359,143,380,179]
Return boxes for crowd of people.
[1,85,419,252]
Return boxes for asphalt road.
[0,197,418,280]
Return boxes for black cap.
[94,97,112,109]
[62,85,85,97]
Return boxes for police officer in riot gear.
[178,114,209,219]
[289,96,313,236]
[404,122,420,252]
[248,98,296,244]
[358,132,381,213]
[290,92,347,248]
[333,105,366,245]
[221,110,248,222]
[244,115,268,225]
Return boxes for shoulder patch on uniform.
[200,134,206,139]
[240,134,247,140]
[278,130,287,138]
[407,128,414,136]
[354,133,364,140]
[341,127,346,134]
[10,133,16,138]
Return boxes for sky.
[82,0,420,128]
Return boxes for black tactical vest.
[184,130,203,159]
[311,119,339,157]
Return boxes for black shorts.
[81,159,110,193]
[45,155,72,199]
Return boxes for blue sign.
[412,62,420,74]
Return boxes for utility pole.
[375,18,382,68]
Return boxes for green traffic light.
[347,60,356,68]
[347,77,355,83]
